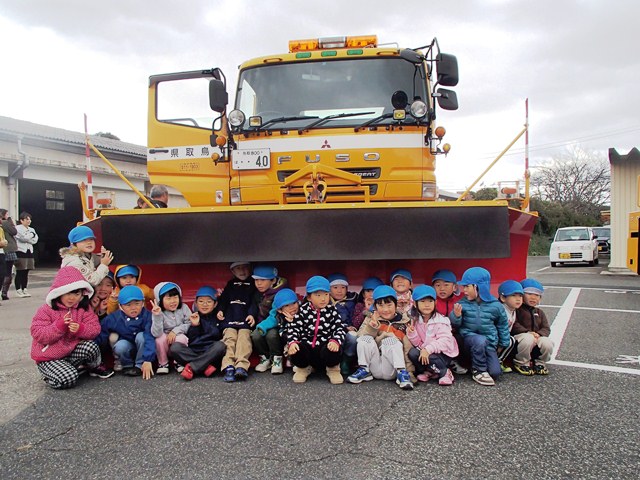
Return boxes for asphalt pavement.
[1,259,638,479]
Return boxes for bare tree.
[531,146,610,216]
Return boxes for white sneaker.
[451,360,468,375]
[271,356,284,374]
[472,371,495,386]
[15,289,26,298]
[255,355,272,372]
[157,364,170,374]
[22,289,31,297]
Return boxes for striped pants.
[36,341,101,390]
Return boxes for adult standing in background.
[14,211,38,297]
[149,184,169,208]
[0,208,18,300]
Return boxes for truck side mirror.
[436,88,458,111]
[209,78,228,113]
[436,53,459,87]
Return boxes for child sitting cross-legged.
[171,286,226,381]
[252,288,300,375]
[512,279,554,376]
[150,282,191,374]
[30,267,109,389]
[95,285,156,379]
[407,285,458,386]
[285,276,345,384]
[496,280,524,373]
[347,285,414,390]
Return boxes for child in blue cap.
[150,282,191,374]
[450,267,510,386]
[216,262,259,382]
[95,285,155,379]
[390,269,414,314]
[171,286,226,380]
[60,225,113,287]
[407,285,458,385]
[497,280,525,373]
[106,264,154,314]
[352,277,384,331]
[285,276,345,384]
[432,269,467,375]
[512,279,554,375]
[347,285,414,390]
[253,288,300,374]
[327,273,359,375]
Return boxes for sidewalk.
[0,268,57,424]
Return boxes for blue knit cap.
[373,285,397,301]
[362,277,384,290]
[390,269,412,283]
[68,225,95,244]
[306,275,330,294]
[328,273,349,287]
[459,267,496,302]
[273,288,298,309]
[498,280,524,297]
[431,269,457,284]
[520,278,544,295]
[116,265,140,278]
[118,285,144,305]
[412,284,437,302]
[195,286,217,301]
[252,265,278,280]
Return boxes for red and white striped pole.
[524,98,530,211]
[84,113,94,218]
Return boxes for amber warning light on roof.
[289,35,378,53]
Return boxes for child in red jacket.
[30,266,109,389]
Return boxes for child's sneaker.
[235,367,249,380]
[255,355,272,372]
[416,371,435,382]
[223,366,236,382]
[292,366,312,383]
[514,364,535,376]
[181,363,194,381]
[113,359,123,372]
[533,364,549,375]
[326,365,344,384]
[157,364,170,375]
[203,364,217,377]
[340,358,353,376]
[89,364,115,379]
[472,370,495,386]
[174,363,185,373]
[124,366,142,377]
[450,360,468,375]
[500,361,512,373]
[438,369,455,386]
[347,366,373,384]
[271,356,284,374]
[396,369,414,390]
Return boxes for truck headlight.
[410,100,428,119]
[228,109,246,127]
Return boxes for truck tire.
[550,262,557,267]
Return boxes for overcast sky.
[1,0,638,190]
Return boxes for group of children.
[30,225,554,390]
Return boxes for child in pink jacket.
[407,285,459,385]
[30,266,106,389]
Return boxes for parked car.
[592,226,611,254]
[549,226,599,267]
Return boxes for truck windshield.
[235,57,428,129]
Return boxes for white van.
[549,226,599,267]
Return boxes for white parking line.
[542,305,640,314]
[549,359,640,375]
[535,266,550,272]
[549,288,580,359]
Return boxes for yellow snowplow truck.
[94,35,536,295]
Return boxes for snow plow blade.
[97,202,515,264]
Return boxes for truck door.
[147,70,230,207]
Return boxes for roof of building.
[0,115,146,157]
[609,147,640,164]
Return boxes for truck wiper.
[257,115,319,130]
[298,111,375,134]
[354,112,394,132]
